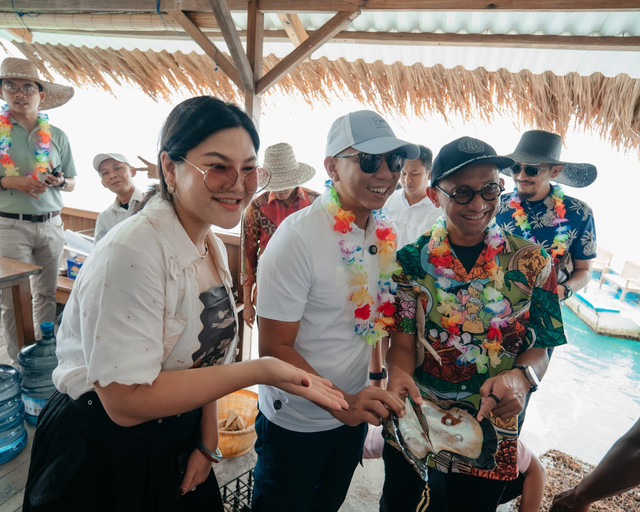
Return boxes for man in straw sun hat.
[240,142,319,327]
[0,57,77,362]
[496,130,598,302]
[382,136,566,512]
[251,111,415,511]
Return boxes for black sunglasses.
[436,182,504,205]
[510,164,549,177]
[334,152,406,174]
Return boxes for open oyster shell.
[383,397,498,480]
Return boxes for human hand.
[549,488,591,512]
[259,356,348,412]
[177,449,213,499]
[387,368,423,406]
[333,386,406,427]
[477,370,529,421]
[43,168,65,188]
[9,175,48,198]
[243,303,255,328]
[136,155,158,178]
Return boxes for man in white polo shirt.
[93,153,144,244]
[252,111,418,511]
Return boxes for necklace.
[0,105,52,178]
[326,185,399,346]
[428,217,507,371]
[509,184,569,264]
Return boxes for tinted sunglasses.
[510,164,549,177]
[334,152,406,174]
[436,182,504,205]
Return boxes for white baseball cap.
[93,153,131,171]
[325,110,419,160]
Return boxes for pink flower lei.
[326,185,400,346]
[509,185,569,263]
[0,104,52,179]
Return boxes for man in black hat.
[381,136,566,512]
[495,130,597,302]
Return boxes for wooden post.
[245,0,264,127]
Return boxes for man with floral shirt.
[381,136,567,512]
[496,130,597,302]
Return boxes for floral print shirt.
[393,227,567,481]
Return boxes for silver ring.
[191,486,196,492]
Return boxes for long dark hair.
[146,96,260,204]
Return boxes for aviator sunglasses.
[436,182,504,205]
[334,152,406,174]
[510,163,550,178]
[180,157,271,194]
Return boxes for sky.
[1,45,639,270]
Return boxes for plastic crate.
[220,469,253,511]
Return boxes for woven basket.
[217,389,259,458]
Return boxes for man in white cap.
[0,57,76,362]
[252,111,418,511]
[93,152,144,244]
[240,142,319,327]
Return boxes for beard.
[516,188,536,200]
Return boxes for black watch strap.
[369,367,387,380]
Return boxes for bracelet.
[0,177,6,190]
[58,179,68,189]
[197,438,222,463]
[369,367,387,380]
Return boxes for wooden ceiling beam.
[209,0,254,92]
[244,0,264,125]
[256,10,360,94]
[4,26,32,43]
[4,1,639,13]
[277,13,309,46]
[168,9,244,91]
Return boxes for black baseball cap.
[430,136,514,187]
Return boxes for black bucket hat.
[502,130,597,188]
[430,136,514,187]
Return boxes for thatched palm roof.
[19,42,640,156]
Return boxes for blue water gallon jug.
[0,365,27,464]
[17,321,58,426]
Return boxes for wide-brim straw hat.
[263,142,316,192]
[502,130,597,188]
[0,58,74,110]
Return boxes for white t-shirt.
[94,188,144,243]
[257,188,386,432]
[53,196,239,399]
[384,189,441,248]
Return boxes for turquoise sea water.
[520,305,640,465]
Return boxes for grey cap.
[93,153,131,172]
[325,110,420,160]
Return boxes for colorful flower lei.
[509,185,569,263]
[326,185,400,346]
[0,104,52,178]
[428,217,507,368]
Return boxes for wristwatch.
[562,282,574,301]
[513,364,540,393]
[369,367,387,381]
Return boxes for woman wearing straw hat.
[0,57,77,363]
[240,142,319,327]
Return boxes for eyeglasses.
[436,182,504,205]
[2,82,39,96]
[334,152,406,174]
[510,164,549,178]
[180,157,270,194]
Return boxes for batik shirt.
[393,227,567,481]
[496,185,597,266]
[240,186,319,286]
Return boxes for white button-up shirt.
[384,189,442,248]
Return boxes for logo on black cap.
[458,138,485,154]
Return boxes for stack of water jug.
[0,321,58,464]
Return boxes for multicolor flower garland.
[326,185,400,346]
[509,185,569,262]
[428,217,508,369]
[0,104,52,178]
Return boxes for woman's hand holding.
[258,356,348,411]
[177,449,213,499]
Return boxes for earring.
[167,184,176,194]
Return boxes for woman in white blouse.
[23,96,346,512]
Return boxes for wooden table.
[0,257,41,350]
